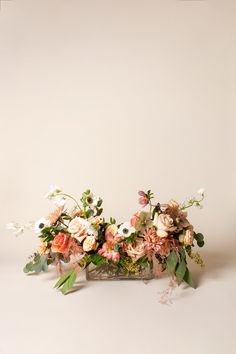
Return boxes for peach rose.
[105,224,119,241]
[51,233,70,253]
[153,213,176,237]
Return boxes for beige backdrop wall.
[0,1,235,354]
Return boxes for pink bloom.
[138,191,149,207]
[98,241,120,262]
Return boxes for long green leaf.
[54,270,74,289]
[61,270,77,295]
[176,259,187,284]
[183,268,196,289]
[166,251,178,273]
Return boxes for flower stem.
[58,193,82,211]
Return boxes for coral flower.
[51,233,70,254]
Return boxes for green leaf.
[166,251,178,273]
[176,259,187,284]
[61,270,77,295]
[23,254,48,274]
[23,262,34,273]
[197,240,205,247]
[97,199,103,207]
[96,208,103,216]
[54,270,74,289]
[89,254,106,266]
[86,209,94,218]
[195,233,204,242]
[183,268,196,289]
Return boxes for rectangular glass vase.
[86,263,154,281]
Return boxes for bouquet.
[7,186,205,298]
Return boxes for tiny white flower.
[44,185,62,199]
[34,218,51,234]
[118,222,135,238]
[197,188,205,195]
[6,222,25,236]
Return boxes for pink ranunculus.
[138,191,146,197]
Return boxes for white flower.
[6,222,25,236]
[118,222,135,238]
[44,185,62,199]
[85,193,101,207]
[83,236,97,252]
[68,217,98,242]
[92,196,102,207]
[197,188,205,195]
[34,218,51,234]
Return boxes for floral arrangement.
[7,186,205,297]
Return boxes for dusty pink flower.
[144,227,174,257]
[138,191,149,207]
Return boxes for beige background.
[0,1,236,354]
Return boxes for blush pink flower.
[138,191,149,207]
[98,241,120,262]
[144,227,176,257]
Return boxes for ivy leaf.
[183,268,196,289]
[176,259,187,284]
[166,251,178,273]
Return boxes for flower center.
[39,223,45,229]
[123,228,129,234]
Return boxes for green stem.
[58,193,82,211]
[181,195,204,210]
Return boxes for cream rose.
[83,236,97,252]
[184,229,194,246]
[68,217,97,242]
[153,213,176,237]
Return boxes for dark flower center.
[87,197,93,204]
[123,228,129,234]
[39,223,45,229]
